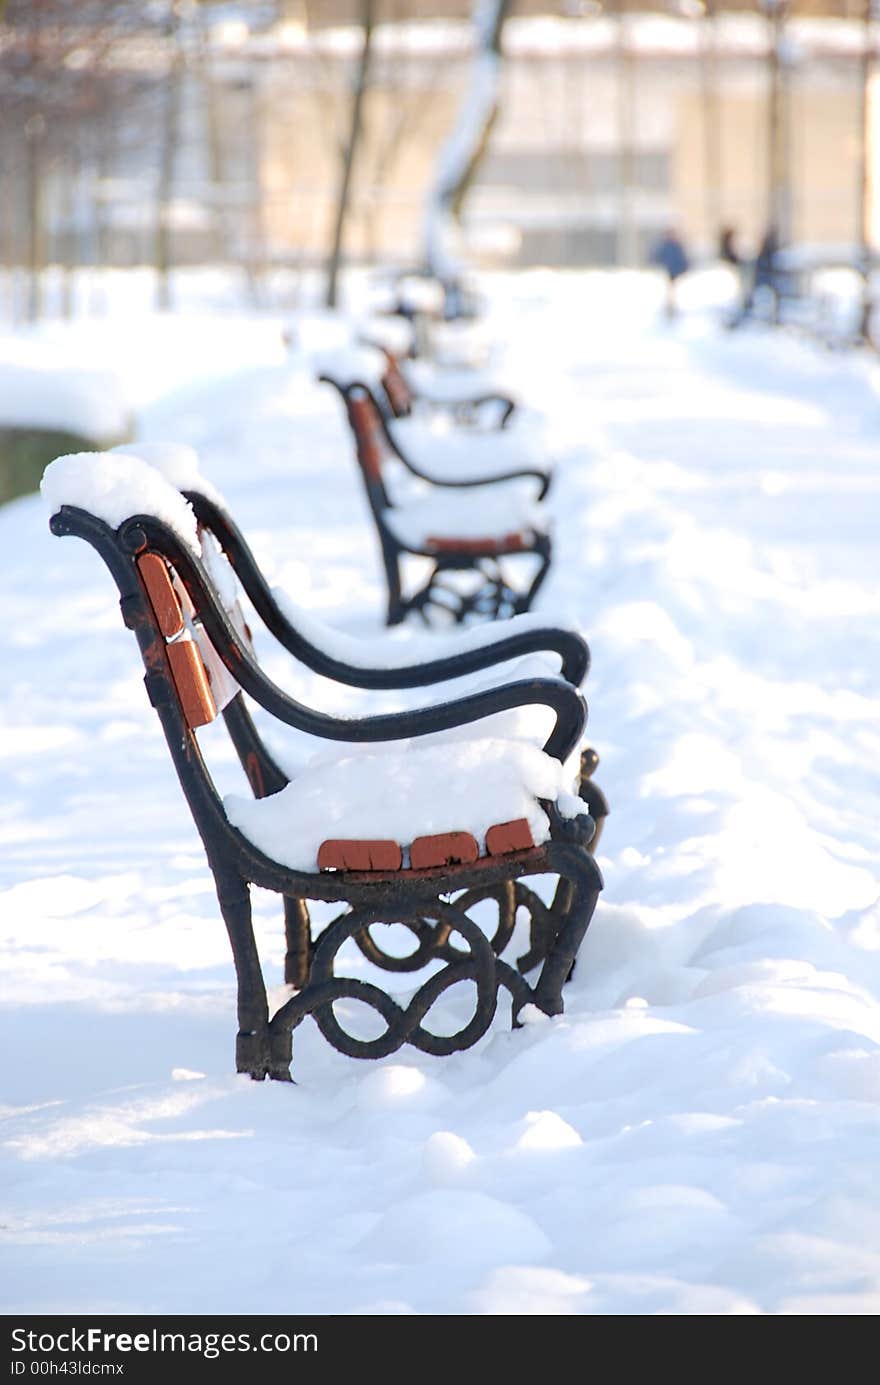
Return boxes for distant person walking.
[728,225,781,327]
[752,226,781,308]
[719,224,743,274]
[649,227,691,318]
[719,226,735,261]
[720,224,749,324]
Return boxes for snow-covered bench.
[43,450,604,1082]
[318,346,550,487]
[318,357,553,627]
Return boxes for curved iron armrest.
[446,393,517,429]
[128,516,587,764]
[380,398,552,499]
[319,374,552,499]
[184,492,589,690]
[357,337,517,429]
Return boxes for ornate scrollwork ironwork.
[410,559,529,626]
[271,895,537,1061]
[351,882,517,971]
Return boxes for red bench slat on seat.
[425,532,529,555]
[317,820,536,874]
[317,839,403,872]
[485,818,535,856]
[409,830,479,870]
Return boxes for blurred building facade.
[263,13,879,268]
[0,2,877,300]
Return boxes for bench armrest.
[320,374,551,498]
[185,492,589,688]
[130,516,587,763]
[385,407,551,498]
[431,393,517,430]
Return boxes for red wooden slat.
[485,818,535,856]
[318,839,403,872]
[348,395,384,483]
[382,358,413,416]
[409,831,479,870]
[166,638,218,729]
[138,553,185,638]
[425,532,528,555]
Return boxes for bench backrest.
[342,387,398,511]
[137,536,253,731]
[137,549,220,728]
[44,453,291,841]
[377,350,414,418]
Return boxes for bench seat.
[224,736,588,875]
[383,486,546,553]
[388,415,547,485]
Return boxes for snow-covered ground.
[2,266,880,1316]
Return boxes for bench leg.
[283,895,312,989]
[381,539,406,626]
[531,848,602,1019]
[213,868,292,1081]
[512,544,552,616]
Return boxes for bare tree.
[154,1,183,311]
[360,23,451,263]
[423,0,514,282]
[324,0,376,309]
[0,0,161,321]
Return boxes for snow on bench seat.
[402,361,508,404]
[383,486,546,553]
[224,738,588,875]
[387,415,545,483]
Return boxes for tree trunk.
[154,11,182,312]
[325,0,376,310]
[858,0,875,344]
[423,0,514,282]
[25,120,46,323]
[701,1,722,254]
[59,159,76,320]
[615,0,638,267]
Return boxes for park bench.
[373,269,491,366]
[728,248,870,347]
[44,451,604,1082]
[319,371,553,625]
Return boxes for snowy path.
[2,272,879,1315]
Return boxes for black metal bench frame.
[365,341,517,431]
[50,499,604,1082]
[321,376,552,626]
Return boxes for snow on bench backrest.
[41,450,241,730]
[107,441,253,712]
